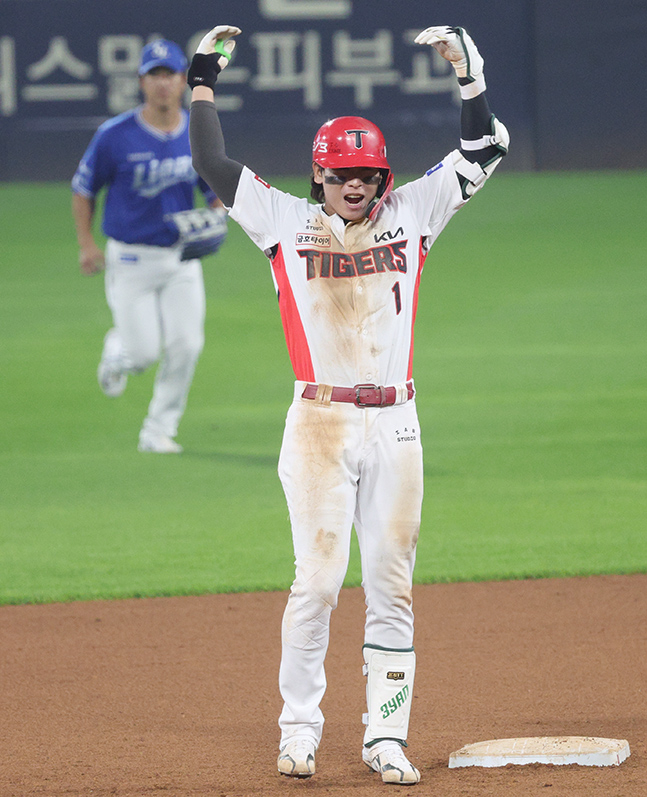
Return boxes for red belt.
[301,381,414,408]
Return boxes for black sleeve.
[189,100,244,208]
[458,80,499,166]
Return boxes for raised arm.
[415,26,509,197]
[188,26,244,208]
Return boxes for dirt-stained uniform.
[188,22,509,785]
[230,158,458,731]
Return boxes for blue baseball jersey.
[72,107,216,246]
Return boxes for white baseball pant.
[104,239,205,438]
[277,382,423,746]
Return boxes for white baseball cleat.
[363,741,421,785]
[137,431,183,454]
[97,328,127,397]
[277,738,316,778]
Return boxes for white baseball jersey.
[228,152,482,751]
[229,154,467,388]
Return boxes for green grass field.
[1,171,646,604]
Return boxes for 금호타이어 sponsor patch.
[296,232,331,247]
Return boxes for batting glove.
[187,25,241,91]
[414,26,484,82]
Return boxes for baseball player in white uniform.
[72,39,227,453]
[188,24,508,784]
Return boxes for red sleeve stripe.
[270,244,316,382]
[407,239,427,381]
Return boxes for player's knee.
[166,333,204,363]
[292,568,343,614]
[295,588,340,624]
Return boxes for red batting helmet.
[312,116,394,219]
[312,116,390,170]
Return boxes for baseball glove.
[169,207,228,261]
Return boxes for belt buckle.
[354,383,382,407]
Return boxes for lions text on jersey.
[72,107,215,246]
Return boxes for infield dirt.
[1,574,645,796]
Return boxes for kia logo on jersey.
[374,227,404,243]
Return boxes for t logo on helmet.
[346,129,369,149]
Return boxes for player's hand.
[196,25,241,66]
[414,26,484,82]
[188,26,241,91]
[79,244,105,276]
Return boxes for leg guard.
[362,645,416,747]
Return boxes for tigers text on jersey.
[230,156,469,387]
[71,107,216,247]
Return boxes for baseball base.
[448,736,630,768]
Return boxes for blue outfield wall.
[0,0,645,181]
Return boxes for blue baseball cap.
[138,39,188,76]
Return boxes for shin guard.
[362,645,416,747]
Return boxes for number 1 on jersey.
[392,281,402,315]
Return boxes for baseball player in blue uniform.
[72,39,227,453]
[188,24,508,784]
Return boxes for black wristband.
[187,53,222,91]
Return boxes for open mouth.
[344,194,364,207]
